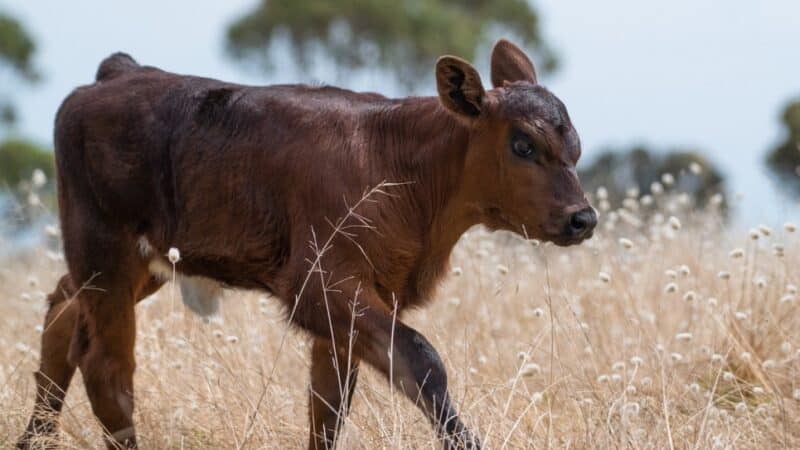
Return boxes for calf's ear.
[435,56,485,118]
[490,39,537,87]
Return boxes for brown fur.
[19,40,595,449]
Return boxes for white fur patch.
[147,257,222,317]
[137,236,154,257]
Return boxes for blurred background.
[1,0,799,250]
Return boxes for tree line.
[1,1,798,213]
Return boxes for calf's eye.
[512,138,535,158]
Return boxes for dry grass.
[1,190,800,449]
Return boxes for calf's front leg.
[300,285,479,450]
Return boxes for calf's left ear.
[490,39,537,87]
[435,56,485,118]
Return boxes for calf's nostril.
[570,213,587,231]
[568,208,597,236]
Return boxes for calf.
[18,39,595,449]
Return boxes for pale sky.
[4,0,800,224]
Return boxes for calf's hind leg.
[17,273,162,450]
[17,275,79,449]
[59,221,157,449]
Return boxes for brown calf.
[18,39,595,449]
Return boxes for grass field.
[1,190,799,449]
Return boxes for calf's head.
[436,39,596,246]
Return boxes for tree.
[0,138,54,188]
[225,0,556,88]
[0,9,51,193]
[766,97,800,195]
[0,11,39,127]
[579,146,727,215]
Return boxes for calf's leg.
[299,285,479,450]
[17,275,79,449]
[308,337,360,450]
[17,275,163,449]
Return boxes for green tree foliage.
[579,146,726,212]
[0,138,54,189]
[0,12,38,80]
[766,98,800,194]
[0,10,39,127]
[225,0,555,88]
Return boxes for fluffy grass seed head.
[168,247,181,264]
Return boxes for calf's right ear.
[435,56,485,119]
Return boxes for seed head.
[723,371,734,381]
[717,271,731,280]
[689,162,702,175]
[729,248,745,259]
[682,291,696,303]
[661,173,675,186]
[668,216,682,230]
[598,271,611,283]
[758,225,772,236]
[451,267,463,276]
[650,181,664,195]
[520,363,541,377]
[619,238,634,249]
[784,222,797,233]
[44,224,60,238]
[27,192,40,206]
[31,168,47,187]
[168,247,181,264]
[665,282,678,294]
[676,332,693,342]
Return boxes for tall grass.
[1,180,799,448]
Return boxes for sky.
[3,0,800,224]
